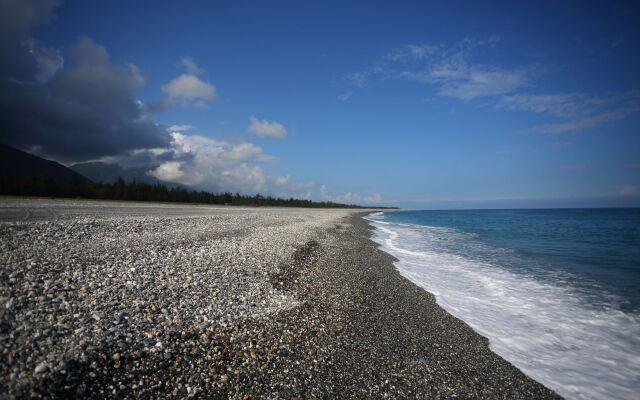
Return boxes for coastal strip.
[0,200,560,398]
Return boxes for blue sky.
[2,0,639,208]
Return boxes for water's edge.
[363,211,640,400]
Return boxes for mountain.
[0,144,91,182]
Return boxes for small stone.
[5,298,14,309]
[34,362,48,374]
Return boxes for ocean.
[365,209,640,400]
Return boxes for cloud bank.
[143,132,291,194]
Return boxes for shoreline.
[0,201,559,398]
[366,209,640,400]
[281,212,561,398]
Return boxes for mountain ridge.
[0,144,91,182]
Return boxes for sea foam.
[365,212,640,400]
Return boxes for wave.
[365,212,640,400]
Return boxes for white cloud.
[435,68,531,101]
[337,91,352,101]
[139,134,387,203]
[148,133,270,193]
[277,191,312,200]
[386,44,436,61]
[319,184,388,205]
[220,142,265,162]
[319,185,331,200]
[275,175,290,185]
[346,71,370,88]
[346,36,531,101]
[531,106,640,134]
[131,147,170,156]
[161,58,216,108]
[500,93,585,118]
[194,100,208,109]
[150,161,188,183]
[345,37,639,133]
[179,56,205,76]
[248,115,287,139]
[292,180,315,190]
[168,124,194,132]
[142,133,292,196]
[220,164,268,191]
[500,91,640,134]
[161,73,216,106]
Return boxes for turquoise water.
[366,209,640,400]
[383,208,640,312]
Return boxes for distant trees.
[0,175,399,209]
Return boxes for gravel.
[0,200,561,399]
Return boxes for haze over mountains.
[69,161,177,186]
[1,143,372,208]
[0,144,181,187]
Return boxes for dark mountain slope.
[0,144,90,182]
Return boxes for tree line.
[0,175,397,209]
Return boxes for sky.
[0,0,639,208]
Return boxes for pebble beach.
[0,199,560,399]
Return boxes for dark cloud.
[0,0,60,40]
[0,1,169,163]
[0,39,62,83]
[0,36,170,162]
